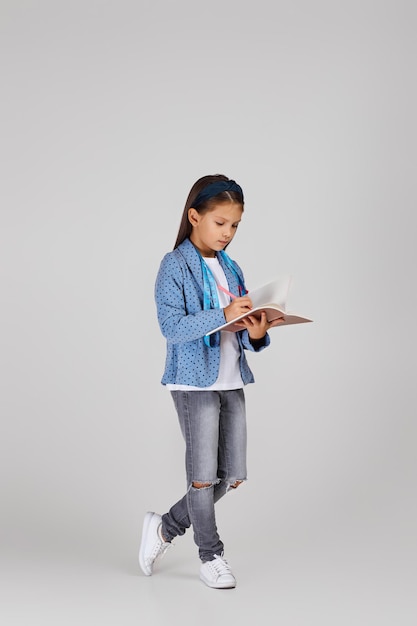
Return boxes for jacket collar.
[176,238,204,285]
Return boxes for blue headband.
[192,180,244,207]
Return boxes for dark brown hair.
[173,174,244,249]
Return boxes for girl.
[139,174,282,589]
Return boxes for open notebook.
[207,276,312,335]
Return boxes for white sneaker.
[200,554,236,589]
[139,512,171,576]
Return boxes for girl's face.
[188,202,243,258]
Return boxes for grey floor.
[2,483,416,626]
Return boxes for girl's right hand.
[224,296,253,322]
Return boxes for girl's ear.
[188,208,200,226]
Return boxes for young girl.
[139,174,282,588]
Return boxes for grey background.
[1,1,416,624]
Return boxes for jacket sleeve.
[155,254,226,344]
[239,329,271,352]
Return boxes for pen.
[218,284,237,300]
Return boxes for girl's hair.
[173,174,244,249]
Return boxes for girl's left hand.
[235,311,285,339]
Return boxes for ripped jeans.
[161,389,247,562]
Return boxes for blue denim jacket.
[155,238,270,387]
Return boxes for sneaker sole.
[139,511,155,576]
[199,573,236,589]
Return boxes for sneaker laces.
[147,535,172,565]
[210,554,232,576]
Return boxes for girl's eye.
[216,222,224,226]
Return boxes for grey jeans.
[161,389,247,562]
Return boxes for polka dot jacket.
[154,238,270,387]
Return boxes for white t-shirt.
[167,256,243,391]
